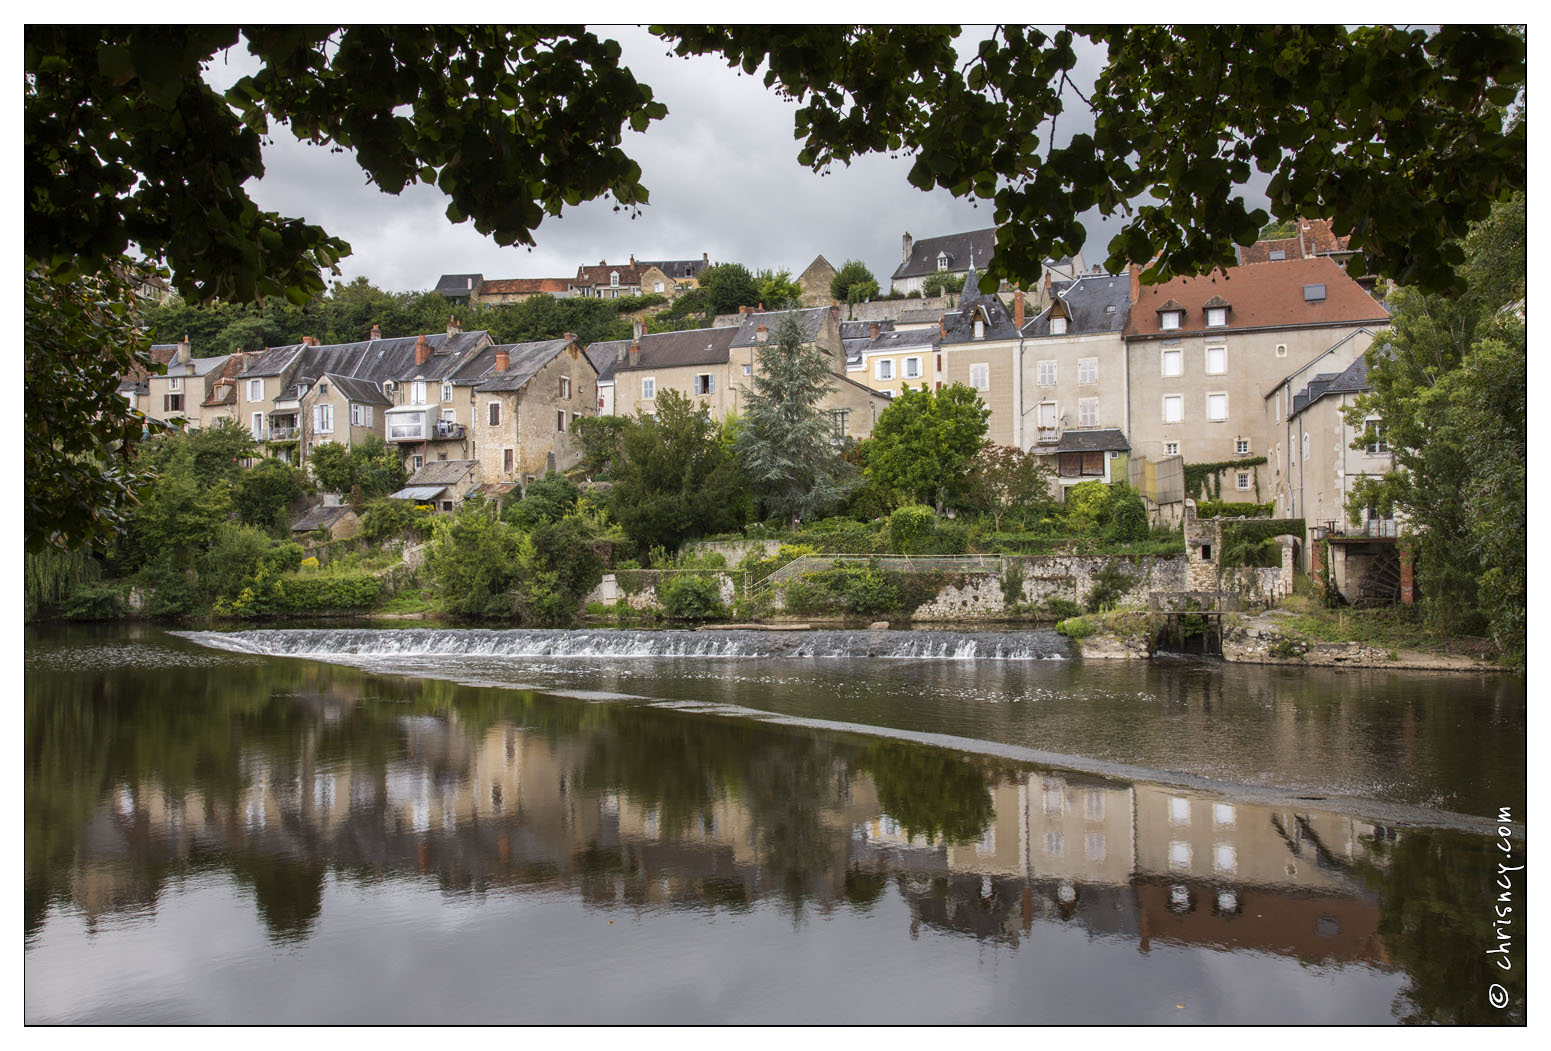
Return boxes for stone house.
[1123,257,1388,504]
[796,255,838,307]
[142,338,239,430]
[890,227,1086,296]
[290,504,362,540]
[845,322,939,400]
[390,459,483,512]
[638,254,710,290]
[197,354,250,429]
[377,323,496,471]
[571,258,649,300]
[433,273,483,304]
[936,269,1026,448]
[116,342,180,414]
[475,277,571,304]
[297,373,392,462]
[470,337,598,485]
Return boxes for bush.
[1056,615,1096,639]
[361,500,434,543]
[660,574,726,619]
[1084,563,1137,612]
[59,580,128,620]
[1102,484,1149,544]
[275,574,382,613]
[1063,481,1111,532]
[1044,597,1083,620]
[887,505,937,554]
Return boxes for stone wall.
[680,539,784,564]
[878,554,1190,621]
[585,571,736,613]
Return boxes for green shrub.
[1044,597,1083,620]
[1084,563,1137,612]
[275,574,382,613]
[660,574,726,619]
[1102,484,1149,543]
[59,580,128,620]
[1056,615,1095,639]
[887,505,937,554]
[361,500,433,543]
[1196,500,1275,519]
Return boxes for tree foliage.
[755,269,805,310]
[306,435,405,498]
[698,262,761,316]
[737,317,857,526]
[608,391,751,554]
[863,384,990,512]
[1347,194,1525,660]
[829,259,879,304]
[965,444,1052,531]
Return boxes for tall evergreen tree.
[737,316,857,526]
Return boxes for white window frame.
[168,376,181,393]
[1206,307,1227,327]
[556,410,567,433]
[412,454,424,470]
[936,253,948,272]
[1205,346,1227,375]
[1162,395,1183,424]
[1038,360,1056,386]
[314,403,333,434]
[693,373,714,395]
[969,363,990,391]
[1161,348,1182,377]
[1236,471,1252,491]
[876,359,894,381]
[1365,420,1388,454]
[1163,441,1180,457]
[1207,392,1228,422]
[903,357,921,379]
[251,412,265,439]
[1037,401,1058,430]
[1078,358,1097,384]
[441,406,456,423]
[1235,438,1251,456]
[560,376,571,399]
[1078,397,1099,427]
[441,382,453,402]
[653,281,664,293]
[641,377,656,400]
[247,378,263,401]
[411,380,426,405]
[1160,311,1182,330]
[1049,316,1067,335]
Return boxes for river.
[24,622,1526,1024]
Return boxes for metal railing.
[266,425,299,441]
[1318,518,1399,539]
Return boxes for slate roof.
[236,343,308,378]
[163,354,232,379]
[1022,274,1132,337]
[585,343,621,384]
[321,373,393,406]
[242,331,493,392]
[1125,257,1388,339]
[940,268,1021,343]
[639,256,710,281]
[291,505,358,532]
[1289,356,1371,419]
[473,339,579,392]
[606,326,741,372]
[730,307,832,348]
[1052,428,1130,454]
[840,320,895,340]
[435,273,484,297]
[893,228,999,281]
[896,307,946,325]
[405,459,479,486]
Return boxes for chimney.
[562,331,577,344]
[495,348,510,373]
[632,320,645,340]
[628,339,640,367]
[415,334,431,366]
[755,325,768,343]
[176,335,191,364]
[629,254,635,266]
[369,323,382,341]
[939,316,947,339]
[446,316,461,338]
[1129,264,1141,305]
[869,322,880,340]
[902,231,913,262]
[1014,289,1025,329]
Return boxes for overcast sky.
[202,26,1139,295]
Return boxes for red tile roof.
[574,262,647,287]
[480,277,569,295]
[1125,257,1387,339]
[1238,218,1353,264]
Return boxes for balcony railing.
[266,425,300,442]
[1035,425,1062,445]
[1317,518,1399,539]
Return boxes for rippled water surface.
[26,623,1526,1024]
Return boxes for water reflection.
[25,626,1525,1024]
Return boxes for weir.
[179,627,1073,661]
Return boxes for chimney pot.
[176,336,191,365]
[869,322,880,340]
[370,324,382,341]
[495,348,510,373]
[415,334,431,366]
[755,325,768,343]
[446,316,461,338]
[939,317,947,339]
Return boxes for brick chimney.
[869,322,880,340]
[939,316,947,339]
[628,339,640,367]
[755,325,768,343]
[562,331,577,345]
[629,254,635,266]
[1013,289,1025,329]
[176,335,191,365]
[1129,264,1141,305]
[414,334,431,366]
[446,316,461,338]
[369,323,382,341]
[902,231,913,262]
[494,348,510,373]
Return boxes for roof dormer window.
[1157,298,1185,330]
[974,319,985,339]
[937,252,949,272]
[1303,284,1326,302]
[610,271,619,288]
[1050,316,1066,335]
[1203,295,1230,328]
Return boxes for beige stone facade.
[472,340,597,485]
[939,337,1019,447]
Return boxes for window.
[903,357,921,379]
[1038,360,1056,386]
[1236,471,1252,490]
[168,376,181,393]
[830,408,852,436]
[743,364,752,376]
[1049,316,1066,335]
[503,448,514,473]
[441,382,453,402]
[1164,441,1180,457]
[693,373,714,395]
[350,404,374,427]
[441,500,453,512]
[1086,833,1106,861]
[1235,438,1250,456]
[314,403,333,433]
[970,363,989,390]
[1213,804,1236,827]
[936,252,948,271]
[876,359,894,381]
[556,411,567,432]
[251,412,265,438]
[1268,249,1286,261]
[1365,422,1388,454]
[653,281,664,293]
[441,407,456,423]
[163,393,184,413]
[1044,831,1063,857]
[1058,451,1106,477]
[1206,346,1226,374]
[1163,395,1183,423]
[973,319,984,339]
[1206,307,1227,327]
[1214,844,1238,874]
[1304,283,1327,302]
[388,410,427,441]
[1079,397,1099,427]
[1085,791,1106,821]
[412,381,426,405]
[1276,343,1288,357]
[1169,842,1192,871]
[1078,358,1097,384]
[560,376,571,399]
[488,401,501,426]
[1169,797,1191,825]
[1303,432,1311,460]
[642,377,656,400]
[247,378,263,401]
[1160,310,1182,330]
[610,271,619,288]
[1208,393,1228,421]
[1162,348,1182,376]
[413,454,423,469]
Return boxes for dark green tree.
[829,259,880,304]
[737,316,857,526]
[863,383,990,512]
[234,458,311,536]
[504,472,581,529]
[423,504,524,618]
[609,391,750,554]
[698,262,761,316]
[755,269,805,309]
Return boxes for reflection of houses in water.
[945,774,1136,886]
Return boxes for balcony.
[1035,426,1062,445]
[433,420,466,441]
[1316,518,1399,540]
[266,425,300,442]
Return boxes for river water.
[25,623,1526,1024]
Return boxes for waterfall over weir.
[179,627,1072,662]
